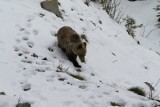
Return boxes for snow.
[0,0,160,107]
[121,0,160,53]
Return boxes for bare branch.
[146,28,159,38]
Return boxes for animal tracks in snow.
[27,41,34,48]
[14,16,56,95]
[22,83,31,91]
[12,12,104,105]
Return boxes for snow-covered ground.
[0,0,160,107]
[121,0,160,53]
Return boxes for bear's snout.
[79,56,85,63]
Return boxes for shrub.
[128,0,137,2]
[56,61,67,72]
[16,102,31,107]
[154,0,160,28]
[84,0,90,6]
[86,0,124,24]
[101,0,124,24]
[110,102,122,106]
[128,87,146,97]
[67,73,85,81]
[123,16,143,38]
[0,92,5,95]
[56,62,85,81]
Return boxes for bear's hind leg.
[61,47,66,52]
[58,42,61,48]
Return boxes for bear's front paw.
[75,64,81,68]
[73,61,81,68]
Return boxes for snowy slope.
[121,0,160,53]
[0,0,160,107]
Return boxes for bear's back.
[57,26,81,45]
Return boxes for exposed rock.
[41,0,62,18]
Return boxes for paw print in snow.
[22,83,31,91]
[27,41,34,48]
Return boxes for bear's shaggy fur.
[57,26,87,68]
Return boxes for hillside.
[0,0,160,107]
[121,0,160,53]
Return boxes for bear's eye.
[77,44,82,49]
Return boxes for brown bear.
[57,26,87,68]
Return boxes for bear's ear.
[83,42,87,47]
[77,44,82,49]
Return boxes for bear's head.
[73,41,87,63]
